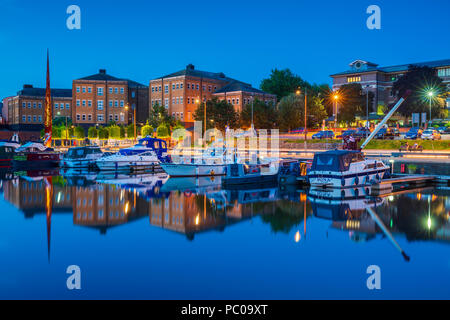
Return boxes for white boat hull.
[160,163,226,177]
[60,158,98,168]
[308,169,388,188]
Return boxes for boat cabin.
[64,146,103,159]
[119,137,168,158]
[311,150,365,173]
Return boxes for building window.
[120,100,124,107]
[22,115,26,122]
[196,84,199,90]
[114,100,118,107]
[114,87,118,94]
[109,114,113,121]
[114,114,119,121]
[55,103,59,109]
[132,91,136,98]
[180,112,183,120]
[172,84,175,90]
[28,116,31,122]
[180,97,183,104]
[187,98,190,104]
[98,87,104,96]
[28,102,31,108]
[109,87,113,94]
[76,86,80,93]
[88,100,92,107]
[208,86,211,92]
[82,100,86,107]
[347,76,361,83]
[109,100,113,107]
[33,102,37,109]
[98,100,104,110]
[76,114,80,121]
[22,102,26,108]
[236,98,239,105]
[88,87,92,93]
[152,87,155,92]
[38,116,42,122]
[66,103,70,109]
[76,99,80,107]
[33,116,37,122]
[82,114,86,121]
[165,85,168,93]
[438,68,450,77]
[165,98,169,108]
[187,84,190,89]
[88,114,92,121]
[82,87,86,93]
[97,114,104,122]
[120,114,124,122]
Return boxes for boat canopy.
[65,146,102,158]
[311,150,365,172]
[16,142,47,153]
[119,137,167,156]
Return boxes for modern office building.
[72,69,148,126]
[149,64,276,126]
[6,85,72,125]
[331,59,450,113]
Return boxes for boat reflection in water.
[1,170,450,259]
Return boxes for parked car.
[312,130,335,139]
[405,127,422,139]
[291,127,306,134]
[421,129,441,140]
[436,126,447,134]
[354,127,371,138]
[336,130,355,139]
[375,128,395,140]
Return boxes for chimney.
[186,64,195,70]
[99,69,106,74]
[23,84,33,89]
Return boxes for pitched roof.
[331,59,450,76]
[126,79,148,88]
[76,70,123,81]
[17,87,72,98]
[155,64,241,83]
[213,81,271,95]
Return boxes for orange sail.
[43,50,52,147]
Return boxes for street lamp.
[333,93,340,129]
[427,91,434,125]
[296,88,307,149]
[125,103,136,143]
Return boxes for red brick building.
[72,69,148,126]
[6,84,72,125]
[149,64,276,126]
[331,59,450,113]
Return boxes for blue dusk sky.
[0,0,449,98]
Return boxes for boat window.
[316,155,334,167]
[154,141,160,149]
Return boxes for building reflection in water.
[1,172,450,256]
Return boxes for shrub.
[109,125,121,139]
[156,124,169,138]
[74,126,85,139]
[88,127,98,139]
[141,124,154,137]
[98,127,109,139]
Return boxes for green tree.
[88,127,98,139]
[307,95,328,128]
[277,94,303,132]
[148,102,174,128]
[193,98,239,132]
[141,122,154,137]
[108,125,121,139]
[392,65,448,119]
[337,83,374,124]
[98,127,109,139]
[74,126,85,139]
[156,124,169,138]
[119,125,125,139]
[126,124,136,138]
[240,98,277,129]
[260,68,309,101]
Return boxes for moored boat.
[307,150,389,188]
[222,160,280,187]
[13,142,61,168]
[60,146,103,168]
[95,137,169,171]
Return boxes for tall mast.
[44,49,52,147]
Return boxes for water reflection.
[1,169,450,261]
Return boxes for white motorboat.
[60,146,103,168]
[96,150,159,171]
[308,150,389,188]
[222,160,280,187]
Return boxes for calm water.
[0,168,449,299]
